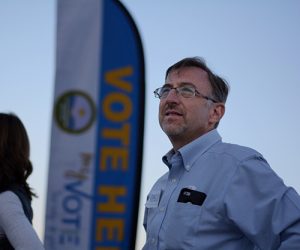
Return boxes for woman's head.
[0,113,35,198]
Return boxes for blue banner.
[90,0,145,249]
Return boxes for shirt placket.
[156,153,184,249]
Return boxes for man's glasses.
[154,85,217,103]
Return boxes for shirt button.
[159,207,165,212]
[171,178,177,183]
[151,238,156,244]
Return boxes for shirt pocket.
[163,201,204,247]
[172,201,203,219]
[144,190,162,230]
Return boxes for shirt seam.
[219,154,260,220]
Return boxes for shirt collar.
[162,129,222,171]
[162,149,178,169]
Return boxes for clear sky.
[1,1,300,249]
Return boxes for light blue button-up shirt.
[143,129,300,249]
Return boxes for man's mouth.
[165,110,182,117]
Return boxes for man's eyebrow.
[163,82,196,87]
[179,81,196,87]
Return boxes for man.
[142,57,300,249]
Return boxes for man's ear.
[209,103,225,125]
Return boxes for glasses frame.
[154,85,217,103]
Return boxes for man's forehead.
[166,67,210,85]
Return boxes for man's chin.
[162,126,184,136]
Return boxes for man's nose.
[164,88,180,101]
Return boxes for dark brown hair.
[0,113,36,199]
[165,56,229,104]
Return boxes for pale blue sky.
[1,1,300,249]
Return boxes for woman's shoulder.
[0,191,23,213]
[0,190,20,200]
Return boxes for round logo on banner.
[54,90,96,134]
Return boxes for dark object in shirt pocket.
[177,188,207,206]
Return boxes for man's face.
[159,66,216,149]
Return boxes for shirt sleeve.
[224,155,300,249]
[0,191,45,250]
